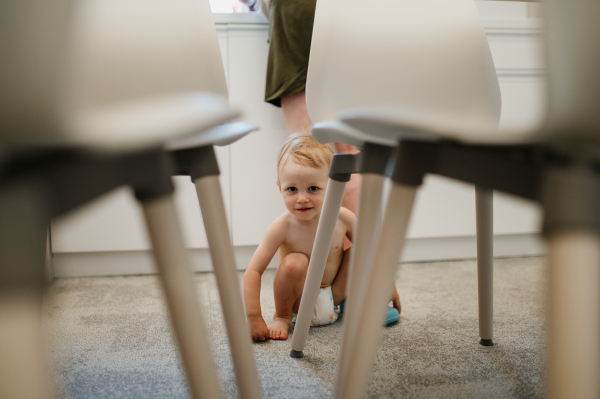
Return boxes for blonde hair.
[277,132,334,183]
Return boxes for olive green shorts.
[264,0,317,107]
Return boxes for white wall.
[51,2,547,276]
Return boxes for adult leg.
[270,252,309,340]
[281,92,313,135]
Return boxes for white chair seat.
[63,93,237,152]
[341,107,543,146]
[311,121,397,150]
[166,121,258,151]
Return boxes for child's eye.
[287,187,298,192]
[309,186,319,192]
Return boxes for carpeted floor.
[43,257,546,398]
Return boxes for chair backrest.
[1,0,228,146]
[306,0,501,129]
[543,0,600,150]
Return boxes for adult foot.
[268,315,292,340]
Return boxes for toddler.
[243,133,400,341]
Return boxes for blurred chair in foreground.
[289,0,499,374]
[0,1,262,398]
[288,124,397,360]
[338,0,600,398]
[167,121,263,399]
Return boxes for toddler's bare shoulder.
[338,207,356,225]
[270,211,294,233]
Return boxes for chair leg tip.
[290,349,304,358]
[479,338,494,346]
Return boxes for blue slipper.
[338,300,399,326]
[385,306,400,325]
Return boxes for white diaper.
[310,285,339,326]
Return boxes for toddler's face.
[278,159,329,222]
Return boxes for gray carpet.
[44,257,546,398]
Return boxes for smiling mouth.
[296,207,313,212]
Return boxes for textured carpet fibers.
[44,257,546,398]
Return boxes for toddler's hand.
[391,286,401,314]
[248,315,270,341]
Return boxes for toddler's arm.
[339,207,355,243]
[391,285,401,313]
[244,219,285,341]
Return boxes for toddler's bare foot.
[268,315,292,340]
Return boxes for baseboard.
[401,234,545,263]
[52,234,545,278]
[53,246,279,278]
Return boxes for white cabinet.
[225,18,546,245]
[407,17,546,239]
[225,25,288,246]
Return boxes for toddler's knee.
[281,253,309,277]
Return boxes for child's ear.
[276,180,281,192]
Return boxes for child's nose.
[297,194,309,203]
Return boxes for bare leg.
[281,92,313,135]
[270,253,309,340]
[331,247,351,306]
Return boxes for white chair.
[290,0,499,381]
[167,121,263,399]
[289,122,397,360]
[340,0,600,398]
[0,1,262,398]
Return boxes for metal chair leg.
[140,194,223,399]
[336,173,387,392]
[0,182,53,399]
[194,175,263,399]
[336,182,417,399]
[290,178,347,358]
[546,230,600,399]
[475,186,493,345]
[0,292,52,399]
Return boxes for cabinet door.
[227,26,287,247]
[51,186,151,252]
[407,22,546,239]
